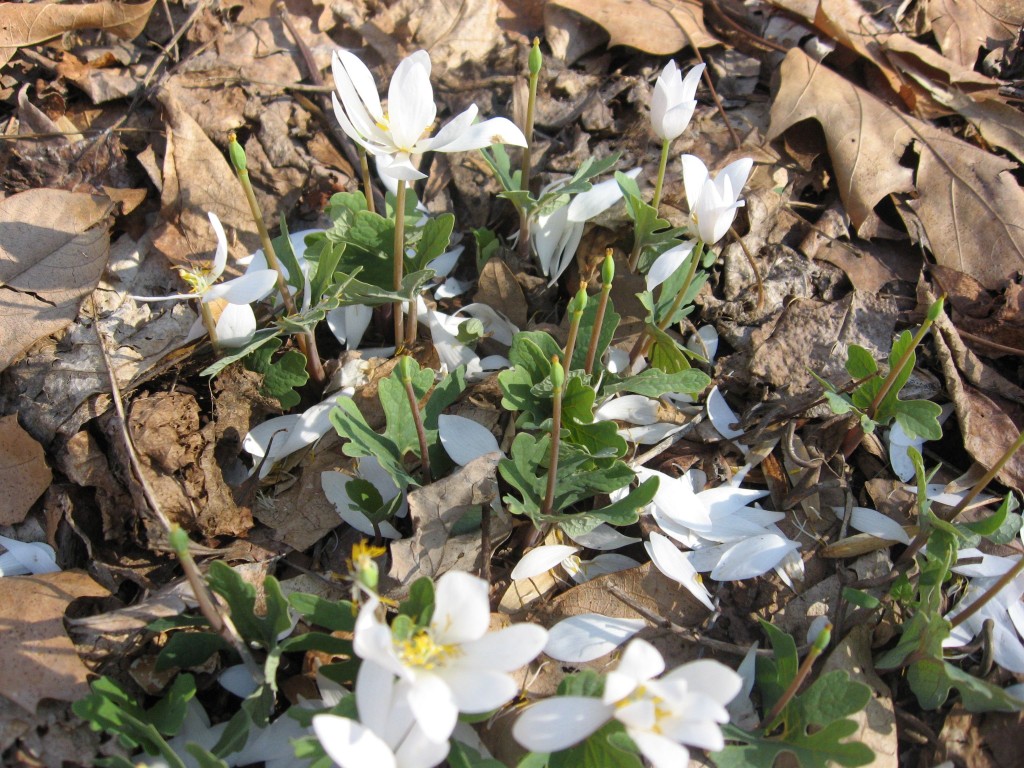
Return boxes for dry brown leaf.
[546,0,715,58]
[0,415,52,526]
[474,257,528,329]
[808,0,998,116]
[376,0,503,70]
[0,189,112,373]
[385,453,512,599]
[925,0,1023,68]
[770,48,1024,289]
[0,0,155,70]
[0,571,109,713]
[152,89,258,267]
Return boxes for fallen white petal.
[596,394,660,425]
[0,535,59,576]
[687,325,719,362]
[833,506,911,545]
[545,614,647,662]
[511,545,581,580]
[566,523,641,550]
[218,665,259,699]
[572,554,642,583]
[646,532,714,610]
[438,414,501,466]
[711,534,800,580]
[707,386,744,441]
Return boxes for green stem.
[393,180,407,350]
[541,359,564,518]
[359,147,376,215]
[761,623,831,731]
[584,251,614,375]
[867,300,943,420]
[517,38,541,262]
[562,284,587,369]
[651,138,671,213]
[629,240,704,367]
[402,368,431,484]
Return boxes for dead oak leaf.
[0,189,113,373]
[0,414,52,526]
[0,572,109,713]
[769,48,1024,289]
[0,0,156,70]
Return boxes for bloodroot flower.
[332,50,527,181]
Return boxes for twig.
[88,298,262,682]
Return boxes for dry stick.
[89,299,262,682]
[604,584,774,657]
[671,18,741,150]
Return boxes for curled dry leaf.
[0,571,109,713]
[924,0,1023,68]
[0,414,52,526]
[0,0,156,70]
[546,0,715,58]
[770,48,1024,289]
[0,189,113,373]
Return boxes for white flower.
[681,155,754,244]
[514,638,741,767]
[944,548,1024,674]
[353,571,548,741]
[0,534,60,576]
[332,50,527,181]
[533,169,641,284]
[651,61,705,141]
[134,213,278,346]
[313,660,449,768]
[242,391,351,479]
[322,456,408,539]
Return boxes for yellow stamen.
[395,630,459,670]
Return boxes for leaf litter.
[0,0,1023,765]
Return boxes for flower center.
[179,266,214,295]
[615,685,673,735]
[395,630,459,670]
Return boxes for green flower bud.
[550,356,565,390]
[168,525,190,558]
[601,249,615,287]
[570,284,588,316]
[811,622,833,653]
[397,354,416,384]
[228,134,247,172]
[529,38,542,77]
[926,295,945,323]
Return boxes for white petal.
[566,523,641,550]
[388,51,436,150]
[218,665,259,699]
[630,731,690,768]
[544,614,647,662]
[279,392,348,456]
[455,303,519,346]
[313,714,397,768]
[567,168,640,222]
[681,154,709,211]
[243,414,301,459]
[646,241,696,292]
[707,386,744,442]
[574,554,642,583]
[213,303,257,347]
[596,394,660,425]
[427,245,463,277]
[687,325,718,361]
[665,659,742,707]
[511,544,581,580]
[699,485,769,515]
[437,667,518,713]
[421,104,480,151]
[321,471,403,539]
[645,532,714,610]
[719,157,754,202]
[604,638,665,703]
[407,673,458,742]
[438,414,501,466]
[355,660,397,736]
[833,506,911,545]
[512,697,613,752]
[205,270,278,305]
[432,571,490,644]
[458,623,549,671]
[711,535,800,580]
[394,723,450,768]
[328,303,373,350]
[207,212,228,280]
[0,535,59,575]
[428,115,527,152]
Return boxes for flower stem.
[393,180,407,351]
[517,38,541,261]
[761,623,831,731]
[405,287,418,347]
[541,357,564,518]
[199,301,220,352]
[398,356,431,484]
[651,138,671,212]
[949,555,1024,630]
[562,284,587,369]
[584,250,614,375]
[629,240,704,367]
[359,147,376,215]
[229,133,325,386]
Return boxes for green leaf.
[962,492,1016,537]
[279,632,354,655]
[715,721,874,768]
[273,216,305,294]
[570,293,620,373]
[550,721,644,768]
[245,337,308,409]
[330,398,415,489]
[448,741,507,768]
[841,587,881,610]
[646,325,693,375]
[184,745,230,768]
[155,632,227,672]
[379,359,434,457]
[603,367,710,398]
[800,671,872,724]
[288,592,357,632]
[409,214,454,272]
[844,345,877,379]
[201,328,282,377]
[823,391,855,416]
[399,577,435,627]
[893,398,943,441]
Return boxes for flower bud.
[550,356,565,390]
[228,133,247,172]
[529,38,542,77]
[397,354,416,384]
[601,249,615,287]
